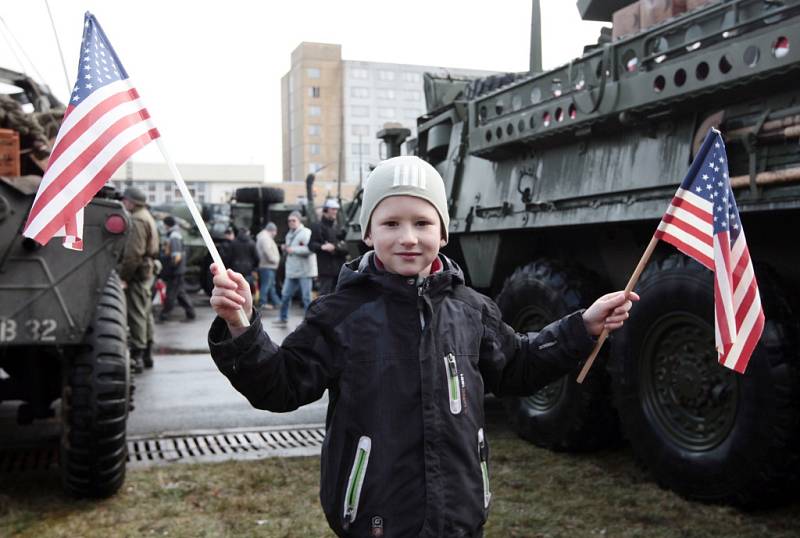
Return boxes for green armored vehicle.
[0,69,131,497]
[347,0,800,506]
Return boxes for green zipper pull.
[343,436,372,527]
[444,353,462,414]
[478,428,491,508]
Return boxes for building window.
[351,124,369,136]
[378,107,395,119]
[310,144,321,155]
[308,86,320,98]
[351,105,369,117]
[378,70,395,81]
[306,67,321,79]
[404,90,421,101]
[352,143,370,155]
[402,71,421,83]
[309,106,321,116]
[351,87,369,98]
[376,88,396,100]
[147,193,156,203]
[351,68,368,79]
[308,124,321,136]
[309,162,322,173]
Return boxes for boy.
[208,156,637,537]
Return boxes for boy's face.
[364,195,446,278]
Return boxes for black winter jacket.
[309,217,348,277]
[227,234,259,277]
[208,253,595,537]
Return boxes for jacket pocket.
[478,428,491,509]
[443,353,463,415]
[343,436,371,529]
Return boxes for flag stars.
[702,174,709,180]
[84,74,92,80]
[695,186,703,193]
[714,166,720,172]
[85,83,93,89]
[706,183,713,190]
[719,156,725,163]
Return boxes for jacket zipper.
[478,428,491,508]
[343,436,372,529]
[443,353,462,414]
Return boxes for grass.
[2,409,798,538]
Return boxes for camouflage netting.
[0,94,52,160]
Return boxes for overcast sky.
[1,0,606,179]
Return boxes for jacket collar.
[338,251,464,298]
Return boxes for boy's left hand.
[582,291,640,337]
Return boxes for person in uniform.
[119,187,159,373]
[309,199,349,296]
[159,215,197,322]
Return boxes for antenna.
[44,0,71,95]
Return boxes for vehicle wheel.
[611,254,800,506]
[234,187,284,204]
[495,260,620,451]
[61,270,130,498]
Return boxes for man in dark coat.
[227,227,259,289]
[159,215,196,322]
[309,198,348,295]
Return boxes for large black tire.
[61,270,130,498]
[234,187,284,204]
[495,261,620,451]
[611,254,800,506]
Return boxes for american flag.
[655,128,764,373]
[23,12,159,250]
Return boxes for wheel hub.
[641,313,738,451]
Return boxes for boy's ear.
[364,231,373,247]
[440,238,447,248]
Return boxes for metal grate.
[126,424,326,467]
[0,424,326,472]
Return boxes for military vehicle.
[0,69,132,497]
[154,187,286,295]
[345,0,800,506]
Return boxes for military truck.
[0,69,132,497]
[345,0,800,506]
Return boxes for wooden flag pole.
[576,234,659,383]
[155,138,250,328]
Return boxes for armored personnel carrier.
[346,0,800,506]
[0,69,131,497]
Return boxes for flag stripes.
[22,14,159,250]
[653,129,764,374]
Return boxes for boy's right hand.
[209,264,253,330]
